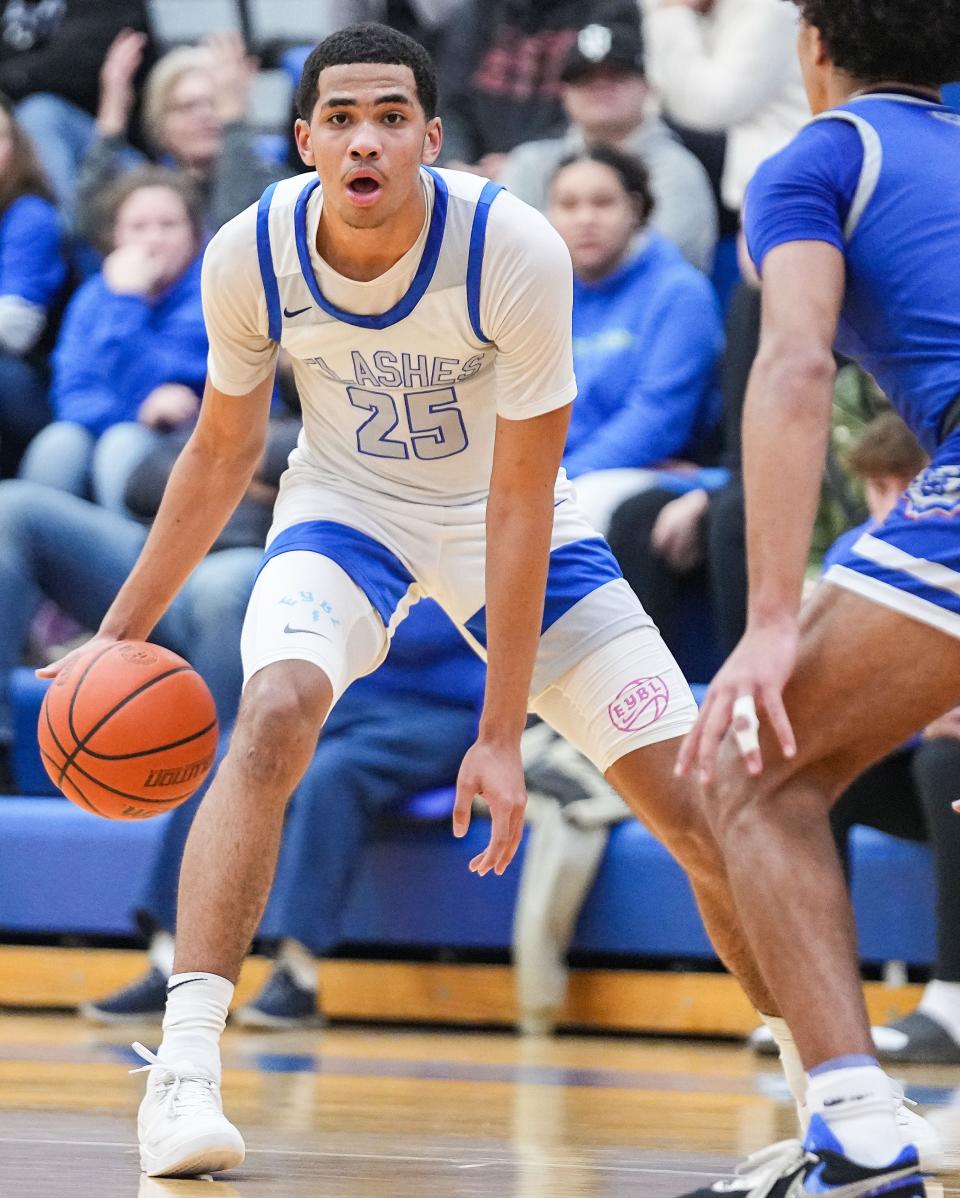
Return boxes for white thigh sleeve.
[530,625,698,774]
[240,551,388,702]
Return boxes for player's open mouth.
[345,174,384,206]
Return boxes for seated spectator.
[0,91,67,478]
[436,0,640,176]
[548,146,724,531]
[500,19,718,271]
[80,598,485,1026]
[0,0,155,219]
[0,416,299,764]
[641,0,809,211]
[76,30,291,245]
[606,279,759,661]
[19,167,207,512]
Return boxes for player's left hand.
[675,617,799,783]
[453,739,527,876]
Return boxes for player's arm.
[452,193,578,876]
[39,376,273,677]
[676,239,845,778]
[453,404,572,876]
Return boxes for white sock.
[278,939,317,993]
[158,972,233,1082]
[806,1061,901,1167]
[761,1013,809,1118]
[148,930,175,977]
[919,979,960,1045]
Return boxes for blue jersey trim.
[258,520,415,626]
[256,182,283,342]
[465,536,622,646]
[466,181,504,343]
[843,552,960,618]
[292,168,449,330]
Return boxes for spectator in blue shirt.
[548,145,724,531]
[20,167,207,513]
[0,92,67,479]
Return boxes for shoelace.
[889,1080,919,1126]
[711,1138,813,1194]
[130,1041,220,1119]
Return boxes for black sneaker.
[676,1116,924,1196]
[79,966,168,1024]
[232,965,325,1030]
[878,1011,960,1065]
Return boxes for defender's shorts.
[240,469,698,771]
[825,430,960,640]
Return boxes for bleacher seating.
[1,670,935,967]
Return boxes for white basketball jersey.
[243,167,576,507]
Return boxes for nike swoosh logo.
[283,624,330,639]
[801,1161,920,1197]
[167,978,206,994]
[283,304,311,318]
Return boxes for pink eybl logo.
[608,677,670,732]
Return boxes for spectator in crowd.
[548,146,724,532]
[81,598,485,1026]
[641,0,809,211]
[606,279,759,661]
[0,0,155,218]
[75,30,291,246]
[19,167,207,512]
[0,91,67,478]
[436,0,639,176]
[0,414,300,777]
[500,19,718,272]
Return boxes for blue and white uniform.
[745,91,960,639]
[201,168,697,769]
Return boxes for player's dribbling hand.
[453,740,527,876]
[37,633,121,682]
[675,617,799,783]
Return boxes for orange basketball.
[37,640,219,821]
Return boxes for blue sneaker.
[676,1116,924,1196]
[79,966,168,1024]
[232,965,325,1030]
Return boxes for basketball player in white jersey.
[43,22,932,1181]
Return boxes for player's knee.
[232,665,332,788]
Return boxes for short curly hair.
[794,0,960,86]
[296,23,437,122]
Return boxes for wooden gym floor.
[2,1010,960,1197]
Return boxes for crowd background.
[3,0,959,1057]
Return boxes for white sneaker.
[132,1042,245,1177]
[798,1081,944,1174]
[891,1079,945,1173]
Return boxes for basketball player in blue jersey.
[674,1,960,1195]
[39,20,933,1186]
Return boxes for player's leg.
[530,629,777,1019]
[137,551,387,1178]
[685,583,960,1185]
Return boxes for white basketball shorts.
[240,468,698,772]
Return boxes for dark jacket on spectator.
[0,0,154,120]
[437,0,639,163]
[51,256,206,435]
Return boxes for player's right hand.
[453,739,527,877]
[37,634,121,683]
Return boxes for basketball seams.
[53,743,202,805]
[77,718,218,761]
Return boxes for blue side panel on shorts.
[258,520,415,626]
[255,181,282,342]
[466,180,505,343]
[465,536,623,647]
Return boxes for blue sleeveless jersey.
[745,91,960,454]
